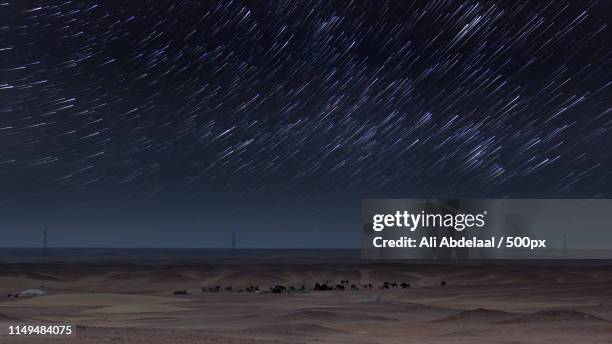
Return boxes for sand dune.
[2,293,186,308]
[244,323,346,336]
[1,263,612,343]
[435,308,516,323]
[83,303,192,314]
[0,312,19,321]
[275,309,397,322]
[499,310,608,324]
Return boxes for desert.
[0,251,611,343]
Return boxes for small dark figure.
[173,290,189,295]
[335,284,345,291]
[273,285,287,293]
[401,282,411,289]
[391,283,398,288]
[440,281,446,286]
[350,284,359,291]
[315,283,332,291]
[225,286,233,292]
[368,283,373,289]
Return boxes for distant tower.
[231,232,236,249]
[42,229,48,256]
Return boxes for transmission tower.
[42,229,48,256]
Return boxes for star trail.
[1,0,611,209]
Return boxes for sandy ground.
[0,263,611,343]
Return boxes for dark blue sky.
[1,0,610,247]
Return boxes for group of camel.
[314,280,420,291]
[173,280,447,295]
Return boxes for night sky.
[1,1,611,247]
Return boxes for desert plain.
[1,258,611,343]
